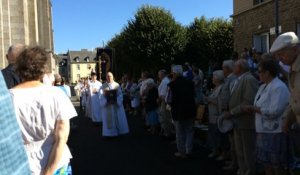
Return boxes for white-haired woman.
[206,70,226,159]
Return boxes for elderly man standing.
[1,43,25,89]
[270,32,300,133]
[157,69,173,139]
[224,59,259,175]
[167,65,196,158]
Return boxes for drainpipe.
[275,0,279,36]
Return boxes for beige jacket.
[284,54,300,124]
[229,72,259,129]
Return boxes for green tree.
[108,5,186,76]
[185,17,233,72]
[107,33,131,77]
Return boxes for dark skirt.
[256,132,294,168]
[146,110,159,126]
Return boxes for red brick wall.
[233,0,300,55]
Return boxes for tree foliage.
[185,16,233,71]
[108,5,186,76]
[108,7,233,77]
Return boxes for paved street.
[67,99,237,175]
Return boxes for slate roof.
[56,53,68,66]
[68,49,97,63]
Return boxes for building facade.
[0,0,55,71]
[233,0,300,55]
[60,49,97,84]
[56,53,68,81]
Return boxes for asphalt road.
[67,104,241,175]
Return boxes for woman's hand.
[241,105,261,114]
[241,105,253,113]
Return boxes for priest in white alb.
[99,72,129,137]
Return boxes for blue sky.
[52,0,233,54]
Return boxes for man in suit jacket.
[269,32,300,133]
[224,59,259,175]
[1,44,24,89]
[167,65,196,158]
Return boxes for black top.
[1,64,21,89]
[145,86,158,112]
[168,76,196,121]
[106,89,117,104]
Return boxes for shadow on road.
[68,107,236,175]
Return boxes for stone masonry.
[0,0,55,71]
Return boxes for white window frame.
[253,32,269,53]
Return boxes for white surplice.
[88,80,102,122]
[100,82,129,136]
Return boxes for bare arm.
[44,120,70,175]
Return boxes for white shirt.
[279,61,290,73]
[42,73,54,86]
[254,77,290,133]
[89,80,102,96]
[158,76,170,97]
[10,85,77,175]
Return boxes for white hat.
[145,78,155,86]
[270,32,300,53]
[217,114,234,133]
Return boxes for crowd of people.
[1,31,300,175]
[72,33,300,175]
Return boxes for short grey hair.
[213,70,225,82]
[222,60,235,71]
[7,43,25,57]
[236,59,249,72]
[172,65,183,75]
[158,69,167,75]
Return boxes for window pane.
[253,0,264,5]
[253,33,269,53]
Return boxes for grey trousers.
[159,102,173,136]
[174,119,194,154]
[234,128,256,175]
